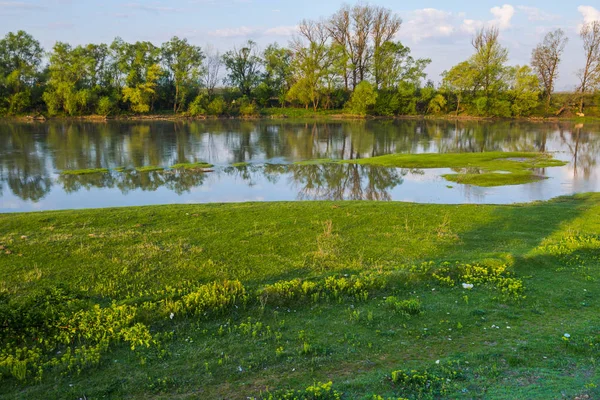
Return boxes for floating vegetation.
[135,166,165,173]
[170,162,214,170]
[338,151,567,187]
[59,168,109,175]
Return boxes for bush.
[188,94,207,116]
[96,96,115,116]
[207,97,226,116]
[345,81,378,116]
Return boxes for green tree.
[223,40,261,97]
[470,27,509,114]
[345,81,377,115]
[442,61,477,115]
[43,43,94,116]
[161,36,204,113]
[287,21,337,111]
[374,41,430,90]
[261,44,293,106]
[0,31,44,115]
[112,39,162,113]
[508,65,540,117]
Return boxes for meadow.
[1,194,599,399]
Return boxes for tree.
[471,27,509,113]
[223,40,262,97]
[262,44,293,106]
[531,29,568,112]
[578,21,600,113]
[328,4,401,89]
[371,7,403,88]
[287,20,337,110]
[375,41,430,90]
[203,45,222,99]
[442,61,477,115]
[345,80,377,115]
[161,36,204,113]
[111,39,162,113]
[43,42,90,115]
[508,65,541,117]
[0,31,44,114]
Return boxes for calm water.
[0,119,599,212]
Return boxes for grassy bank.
[6,107,600,122]
[1,195,600,399]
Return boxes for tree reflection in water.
[0,119,599,203]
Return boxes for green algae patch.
[135,166,165,173]
[231,162,250,167]
[338,152,567,187]
[59,168,110,176]
[170,162,214,170]
[443,171,545,187]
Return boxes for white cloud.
[400,9,456,42]
[490,4,515,29]
[209,25,298,38]
[517,6,558,21]
[578,5,600,24]
[461,4,515,33]
[123,2,180,13]
[209,26,259,38]
[264,25,298,36]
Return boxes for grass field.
[1,195,599,399]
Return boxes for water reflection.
[0,119,599,211]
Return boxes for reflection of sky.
[2,120,600,212]
[2,162,600,212]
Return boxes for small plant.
[384,297,422,316]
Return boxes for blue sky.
[1,1,599,89]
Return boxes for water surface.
[1,119,599,212]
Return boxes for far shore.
[3,112,599,123]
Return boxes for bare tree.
[327,4,400,90]
[203,44,221,99]
[328,4,376,89]
[531,29,568,112]
[372,6,402,88]
[578,21,600,113]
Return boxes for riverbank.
[1,195,599,399]
[4,107,600,123]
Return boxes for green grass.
[1,195,600,399]
[170,162,214,170]
[231,162,250,168]
[134,166,165,173]
[59,168,110,176]
[443,171,544,187]
[339,152,567,187]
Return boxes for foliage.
[345,81,378,116]
[0,31,43,115]
[223,40,262,97]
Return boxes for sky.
[1,1,599,90]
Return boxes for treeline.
[0,4,599,118]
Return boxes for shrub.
[345,81,378,116]
[207,97,226,116]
